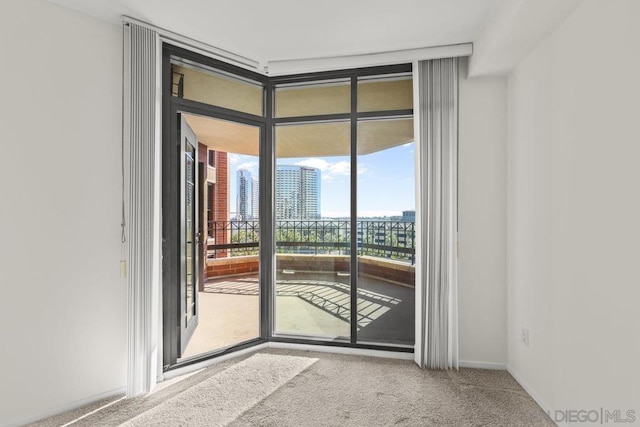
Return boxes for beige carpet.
[122,354,316,426]
[30,350,553,427]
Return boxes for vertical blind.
[415,58,459,370]
[124,22,159,396]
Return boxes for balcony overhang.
[183,107,413,158]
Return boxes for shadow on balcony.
[181,220,415,358]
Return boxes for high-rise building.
[402,210,415,222]
[300,166,320,219]
[237,169,252,221]
[251,176,259,220]
[275,165,321,220]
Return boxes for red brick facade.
[206,256,259,278]
[212,151,228,259]
[193,148,230,283]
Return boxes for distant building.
[300,166,320,219]
[402,210,415,222]
[237,169,252,221]
[251,176,259,220]
[204,149,229,259]
[276,165,321,220]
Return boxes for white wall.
[0,1,125,425]
[469,0,583,77]
[507,0,640,421]
[457,58,508,368]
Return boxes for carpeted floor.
[30,349,554,427]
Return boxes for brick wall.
[202,150,230,282]
[358,256,415,287]
[206,256,259,278]
[198,143,208,290]
[276,254,415,287]
[276,254,350,274]
[213,151,228,259]
[205,253,414,287]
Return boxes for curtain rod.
[267,43,473,76]
[122,16,261,72]
[123,16,472,77]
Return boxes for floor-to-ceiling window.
[163,45,415,369]
[356,74,415,346]
[273,78,352,340]
[271,67,415,348]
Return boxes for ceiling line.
[266,43,473,76]
[123,16,262,72]
[124,15,473,77]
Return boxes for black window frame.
[162,43,414,372]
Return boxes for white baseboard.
[268,342,415,361]
[160,343,268,382]
[507,365,556,425]
[459,360,507,370]
[3,386,126,427]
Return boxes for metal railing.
[358,220,415,263]
[207,220,415,264]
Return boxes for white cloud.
[293,158,367,182]
[237,161,259,174]
[327,161,350,177]
[294,158,330,171]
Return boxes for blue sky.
[228,141,415,218]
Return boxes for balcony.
[181,220,415,358]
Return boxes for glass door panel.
[179,115,199,356]
[356,117,415,346]
[178,113,261,360]
[274,121,351,341]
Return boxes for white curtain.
[124,22,161,396]
[414,58,459,370]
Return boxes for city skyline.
[228,141,415,218]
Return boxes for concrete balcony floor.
[180,272,414,360]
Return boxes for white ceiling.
[49,0,500,67]
[469,0,583,76]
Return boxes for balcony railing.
[207,220,415,264]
